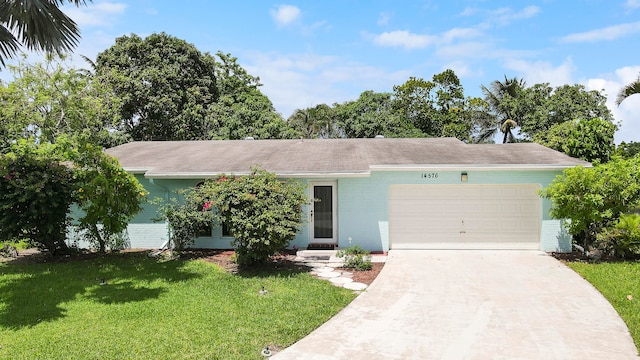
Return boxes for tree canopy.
[0,56,122,150]
[95,33,219,141]
[210,52,292,139]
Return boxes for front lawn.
[568,261,640,350]
[0,252,357,359]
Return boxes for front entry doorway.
[310,181,337,247]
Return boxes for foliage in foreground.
[202,168,307,266]
[154,186,214,251]
[0,141,75,254]
[541,156,640,258]
[0,253,356,359]
[0,138,146,254]
[568,261,640,349]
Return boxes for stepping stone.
[317,271,341,278]
[313,266,334,273]
[343,282,367,291]
[326,262,344,268]
[329,277,353,285]
[305,262,327,268]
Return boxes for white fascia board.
[142,171,371,179]
[123,167,151,174]
[369,164,592,171]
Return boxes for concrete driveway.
[273,250,638,360]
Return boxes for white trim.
[310,181,338,244]
[370,164,591,171]
[139,171,371,179]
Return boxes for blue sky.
[7,1,640,142]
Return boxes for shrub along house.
[105,137,589,253]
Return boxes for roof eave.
[369,164,592,171]
[140,171,372,179]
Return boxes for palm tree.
[476,76,526,143]
[501,119,518,144]
[616,75,640,106]
[288,104,336,139]
[0,0,90,66]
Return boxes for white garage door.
[389,184,541,250]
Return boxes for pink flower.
[202,202,212,212]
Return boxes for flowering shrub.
[201,167,307,266]
[155,186,214,251]
[0,141,76,254]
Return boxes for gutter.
[369,164,592,171]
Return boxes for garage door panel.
[389,184,541,250]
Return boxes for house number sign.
[421,172,439,179]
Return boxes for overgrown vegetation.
[337,245,372,271]
[154,187,214,251]
[0,138,146,254]
[541,156,640,259]
[0,253,357,359]
[0,141,76,254]
[201,167,307,266]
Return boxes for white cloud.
[504,58,575,86]
[625,0,640,10]
[270,5,301,27]
[583,66,640,143]
[372,27,479,50]
[490,5,540,25]
[561,21,640,42]
[63,2,127,27]
[461,6,540,26]
[373,30,436,49]
[243,51,410,117]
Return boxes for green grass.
[0,253,357,359]
[568,261,640,350]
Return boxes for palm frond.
[0,25,20,66]
[616,77,640,106]
[0,0,91,65]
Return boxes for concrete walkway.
[273,250,639,360]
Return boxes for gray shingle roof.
[105,138,590,178]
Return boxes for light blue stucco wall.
[333,170,567,252]
[118,169,569,253]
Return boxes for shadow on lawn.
[0,252,200,329]
[235,259,310,280]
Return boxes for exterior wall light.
[461,172,468,182]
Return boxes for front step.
[306,242,337,250]
[295,250,344,265]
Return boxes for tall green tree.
[210,52,292,139]
[533,118,616,163]
[616,75,640,106]
[289,103,341,138]
[616,141,640,159]
[333,90,422,138]
[478,76,526,143]
[393,70,485,141]
[518,83,612,139]
[0,0,90,66]
[0,56,123,150]
[95,33,219,141]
